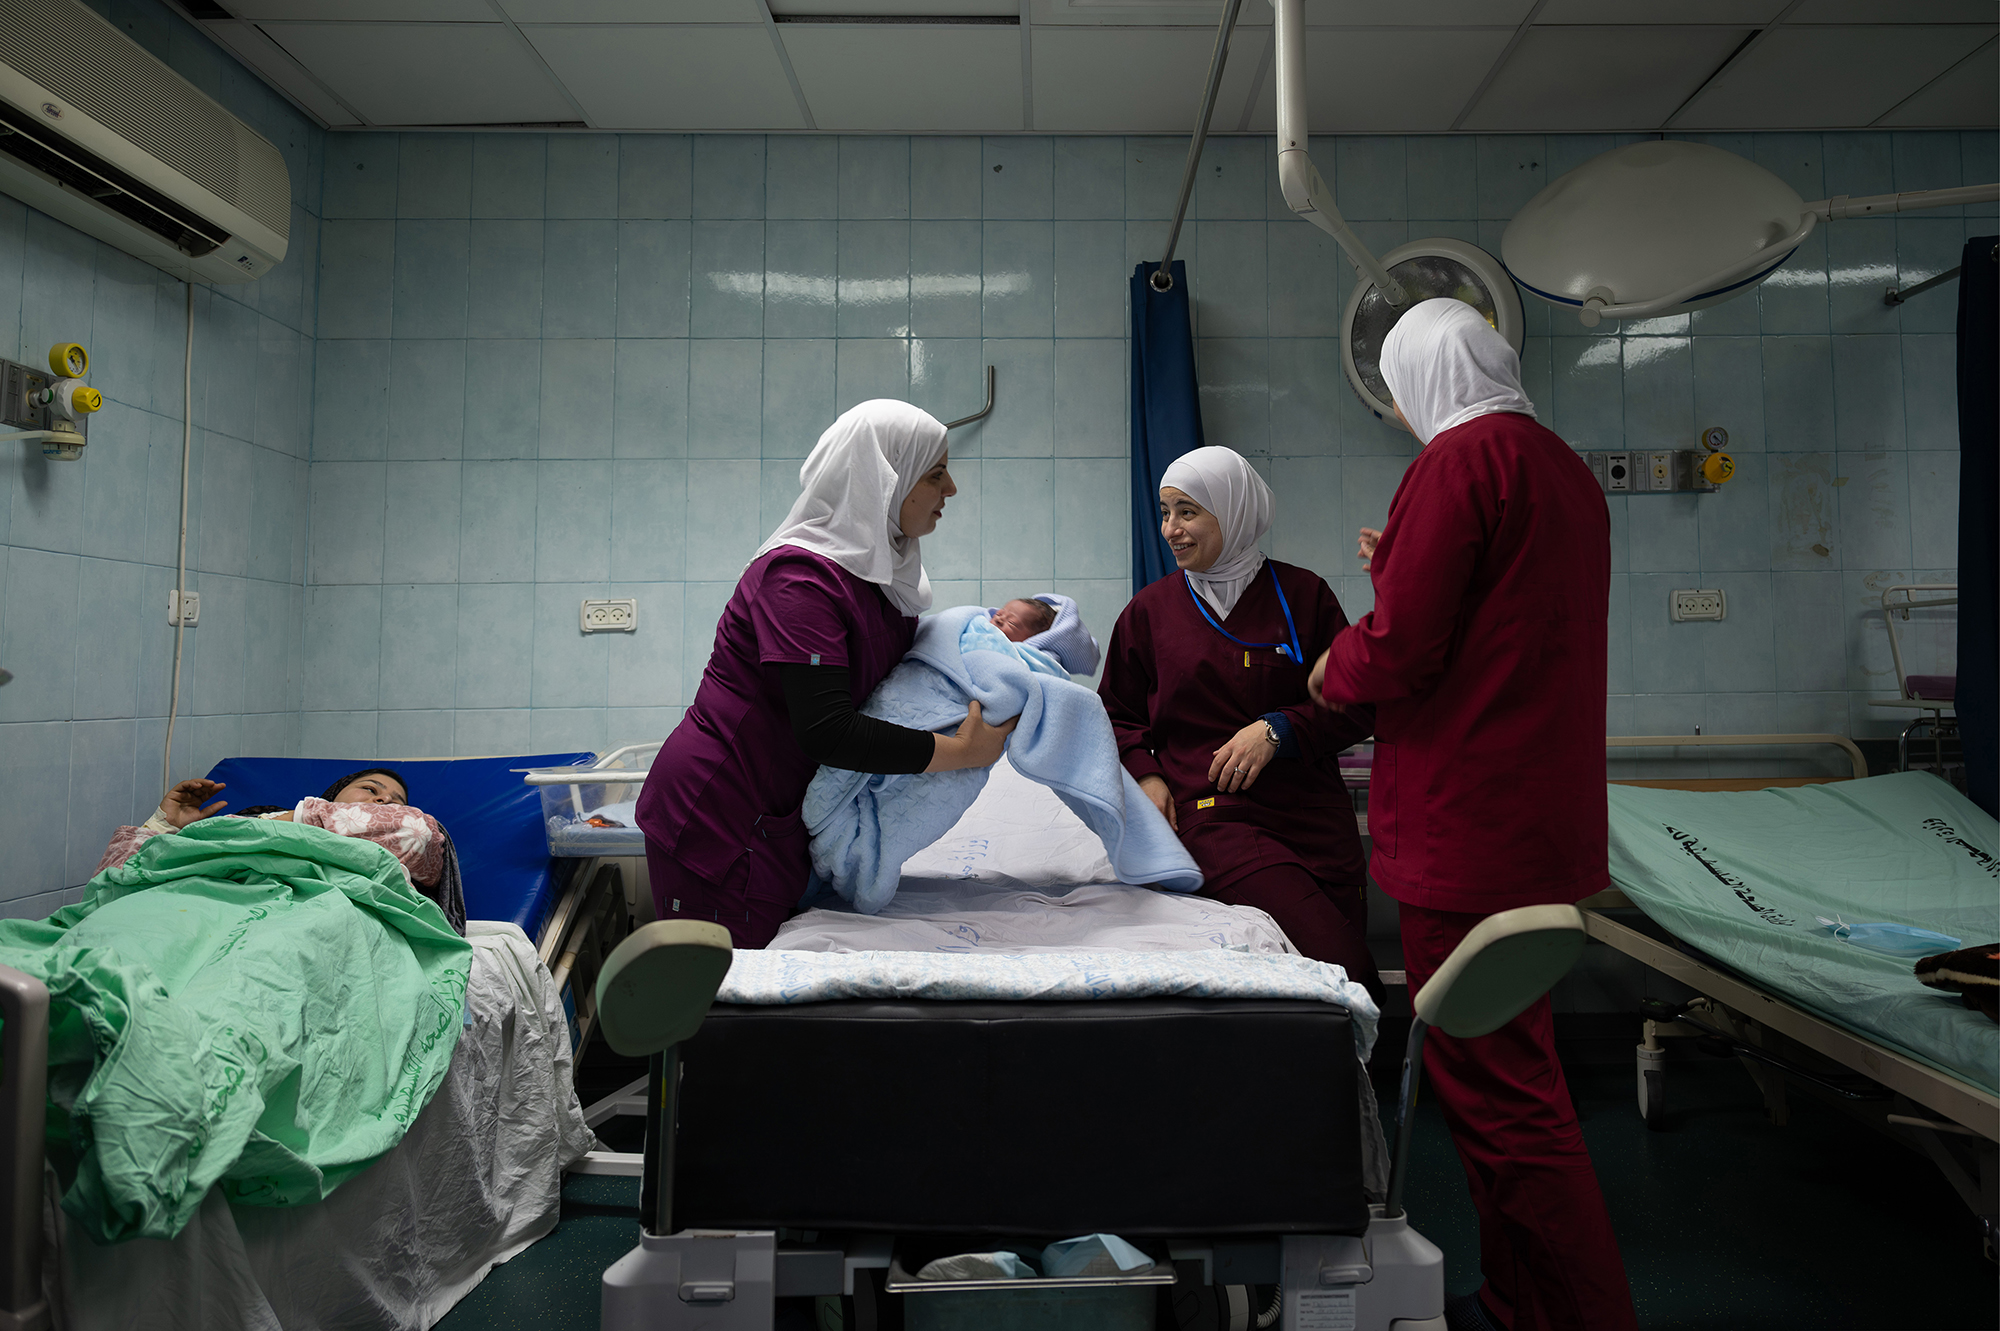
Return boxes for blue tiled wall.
[0,0,324,911]
[302,129,1992,766]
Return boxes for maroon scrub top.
[637,546,916,889]
[1319,411,1611,913]
[1098,560,1374,894]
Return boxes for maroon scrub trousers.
[637,547,915,948]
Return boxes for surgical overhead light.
[1502,140,1999,328]
[1269,0,1522,432]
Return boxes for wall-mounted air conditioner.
[0,0,288,284]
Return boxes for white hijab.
[1379,298,1536,445]
[754,399,948,615]
[1160,445,1273,619]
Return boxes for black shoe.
[1444,1291,1512,1331]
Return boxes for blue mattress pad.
[203,752,593,936]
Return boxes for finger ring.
[1235,765,1248,773]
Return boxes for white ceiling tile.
[1537,0,1783,20]
[1296,0,1532,19]
[1675,24,1995,127]
[1789,0,1999,21]
[503,0,765,21]
[259,23,581,124]
[230,0,493,17]
[782,27,1022,130]
[775,0,1015,12]
[527,26,806,129]
[1463,25,1751,129]
[204,18,361,124]
[1243,26,1513,132]
[1031,27,1268,131]
[1878,39,1999,124]
[1029,0,1527,27]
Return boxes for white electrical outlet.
[581,598,637,633]
[1670,588,1725,622]
[167,589,200,627]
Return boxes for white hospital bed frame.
[1584,733,1998,1255]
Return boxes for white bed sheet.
[774,756,1295,955]
[45,922,597,1331]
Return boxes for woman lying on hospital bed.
[93,765,468,933]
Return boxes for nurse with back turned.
[1309,299,1636,1331]
[636,400,1015,948]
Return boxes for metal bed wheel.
[1640,1068,1666,1131]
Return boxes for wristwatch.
[1262,720,1282,747]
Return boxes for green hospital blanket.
[1607,772,1999,1094]
[0,817,473,1243]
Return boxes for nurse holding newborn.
[636,399,1016,948]
[1097,446,1382,1003]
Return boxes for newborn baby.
[969,593,1102,676]
[990,598,1056,642]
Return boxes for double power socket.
[1669,588,1726,622]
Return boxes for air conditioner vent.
[0,101,224,255]
[0,0,287,235]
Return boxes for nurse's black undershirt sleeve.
[778,664,936,774]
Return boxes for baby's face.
[992,600,1045,643]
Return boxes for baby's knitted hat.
[1023,593,1101,675]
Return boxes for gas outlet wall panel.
[1583,449,1716,495]
[0,355,78,440]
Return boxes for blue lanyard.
[1185,564,1303,663]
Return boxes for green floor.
[438,1053,1997,1331]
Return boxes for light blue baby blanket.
[803,606,1203,913]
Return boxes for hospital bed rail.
[1583,732,1998,1255]
[0,962,50,1331]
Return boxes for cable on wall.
[162,281,192,794]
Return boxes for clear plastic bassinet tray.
[522,742,658,857]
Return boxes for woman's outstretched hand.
[926,699,1019,773]
[1307,648,1348,714]
[1138,774,1177,831]
[156,778,227,828]
[1357,526,1382,571]
[1208,720,1278,794]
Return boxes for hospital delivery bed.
[1582,733,1999,1256]
[0,750,616,1331]
[577,758,1590,1331]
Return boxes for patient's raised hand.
[157,778,228,828]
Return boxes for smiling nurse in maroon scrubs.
[636,399,1016,948]
[1096,445,1381,1004]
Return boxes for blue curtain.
[1956,236,1996,815]
[1130,260,1204,595]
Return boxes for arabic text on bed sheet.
[1664,825,1796,927]
[1921,818,2000,878]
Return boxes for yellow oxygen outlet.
[48,342,87,377]
[1701,451,1734,484]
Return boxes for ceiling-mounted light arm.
[1807,182,1999,221]
[1150,0,1245,293]
[1270,0,1408,306]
